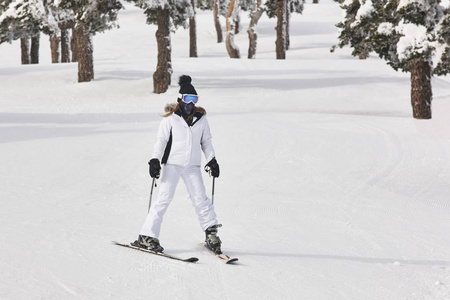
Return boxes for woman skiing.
[132,75,222,254]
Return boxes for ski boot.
[205,224,222,254]
[132,235,164,253]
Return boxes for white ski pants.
[140,164,218,239]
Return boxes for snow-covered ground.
[1,1,450,299]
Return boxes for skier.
[132,75,222,254]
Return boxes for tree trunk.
[225,0,240,58]
[410,60,432,119]
[213,0,223,43]
[189,0,198,57]
[275,1,287,59]
[75,26,94,82]
[248,2,264,59]
[286,6,290,51]
[20,38,30,65]
[61,29,71,63]
[30,34,40,64]
[50,35,60,63]
[71,28,79,62]
[313,0,319,3]
[153,8,172,94]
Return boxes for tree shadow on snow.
[0,125,149,144]
[199,73,406,92]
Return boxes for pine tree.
[334,0,450,119]
[190,0,198,57]
[56,0,123,82]
[265,0,304,59]
[48,7,75,63]
[50,6,74,63]
[332,0,372,59]
[198,0,229,43]
[0,0,59,64]
[126,0,192,93]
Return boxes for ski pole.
[211,177,215,205]
[205,164,216,205]
[148,177,156,213]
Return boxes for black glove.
[148,159,161,179]
[205,158,220,178]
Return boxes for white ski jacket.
[151,108,215,167]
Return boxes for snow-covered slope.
[1,1,450,299]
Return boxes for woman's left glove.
[205,158,220,178]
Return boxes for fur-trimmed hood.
[164,103,206,115]
[164,103,178,113]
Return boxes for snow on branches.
[334,0,450,75]
[0,0,59,43]
[125,0,193,30]
[395,21,431,61]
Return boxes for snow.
[0,0,60,36]
[1,0,450,299]
[442,0,450,9]
[397,0,429,11]
[342,0,354,6]
[377,22,394,35]
[355,0,374,22]
[396,20,431,60]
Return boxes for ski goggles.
[179,94,199,104]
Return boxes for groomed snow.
[1,1,450,299]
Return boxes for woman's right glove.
[204,158,220,178]
[148,158,161,179]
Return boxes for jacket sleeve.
[201,117,216,163]
[151,117,171,161]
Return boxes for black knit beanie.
[178,75,197,95]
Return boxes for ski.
[204,244,238,264]
[216,253,239,264]
[112,241,199,263]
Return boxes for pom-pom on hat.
[178,75,197,95]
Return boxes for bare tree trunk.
[275,1,287,60]
[153,8,172,94]
[225,0,240,58]
[75,26,94,82]
[213,0,223,43]
[20,38,30,64]
[61,29,71,63]
[189,0,198,57]
[30,34,40,64]
[71,27,79,62]
[234,14,240,34]
[248,1,264,59]
[410,60,432,119]
[50,35,60,63]
[313,0,319,3]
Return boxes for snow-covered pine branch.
[0,0,59,44]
